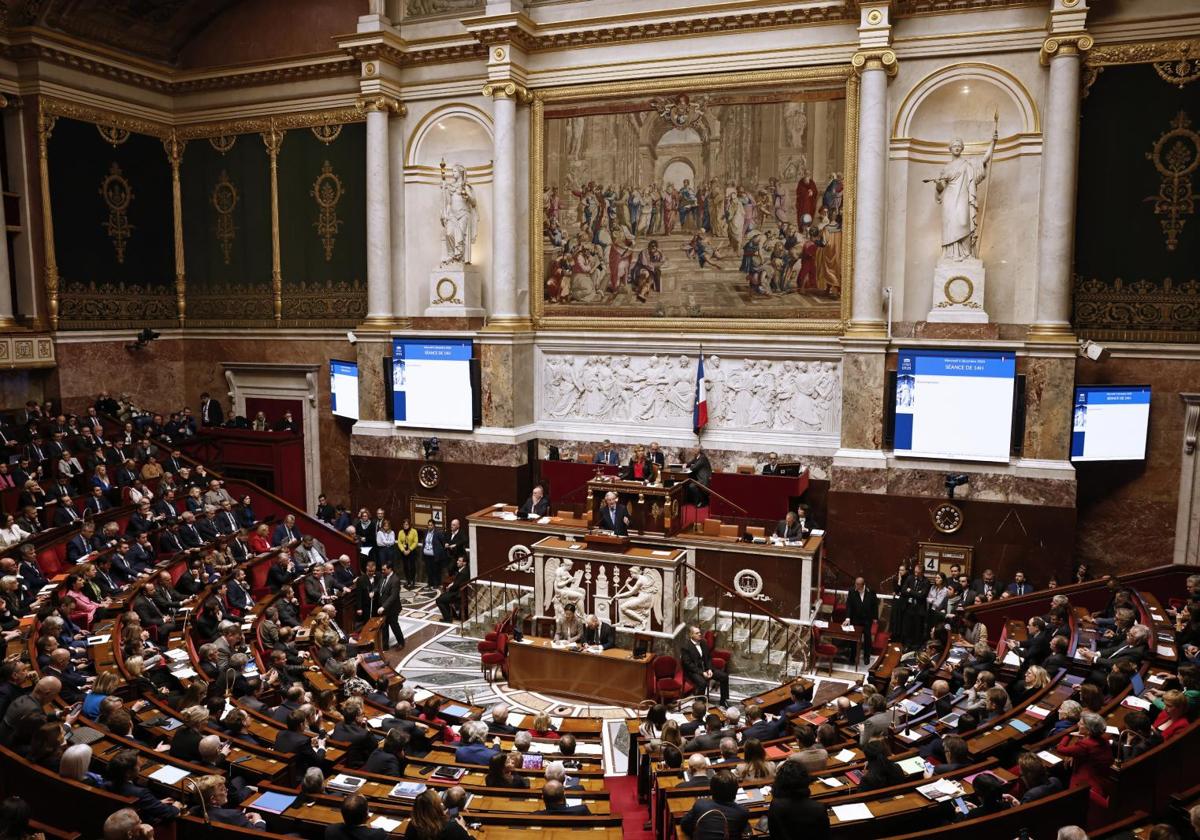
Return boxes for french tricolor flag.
[693,355,708,435]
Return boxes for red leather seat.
[36,548,64,578]
[813,628,838,675]
[870,620,890,657]
[481,633,508,682]
[704,630,733,674]
[652,654,682,705]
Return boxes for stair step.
[748,638,769,654]
[699,605,717,622]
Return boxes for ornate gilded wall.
[1074,58,1200,342]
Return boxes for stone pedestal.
[927,258,988,323]
[424,266,485,318]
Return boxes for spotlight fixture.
[126,327,161,352]
[944,473,969,499]
[422,437,440,459]
[1078,339,1110,362]
[346,330,358,345]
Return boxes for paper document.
[506,712,526,727]
[148,765,190,785]
[550,716,564,729]
[832,804,873,822]
[1026,705,1050,719]
[1036,751,1062,765]
[565,798,583,808]
[820,777,844,788]
[834,749,857,763]
[651,550,673,557]
[1002,651,1022,666]
[412,688,434,703]
[896,756,926,775]
[1123,696,1152,710]
[370,817,402,832]
[1156,645,1175,657]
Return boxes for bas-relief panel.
[538,79,847,323]
[537,351,841,441]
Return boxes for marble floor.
[375,592,860,773]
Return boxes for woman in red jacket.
[1152,690,1190,741]
[1056,712,1113,800]
[248,522,272,554]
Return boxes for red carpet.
[605,775,654,840]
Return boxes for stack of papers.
[328,774,365,793]
[1037,750,1062,765]
[1002,651,1023,666]
[506,712,526,727]
[1122,696,1152,711]
[831,803,873,822]
[1156,645,1175,657]
[412,689,434,703]
[388,782,426,799]
[820,777,844,788]
[895,756,927,775]
[833,749,857,763]
[370,816,402,832]
[574,743,603,756]
[917,779,964,801]
[1026,705,1050,720]
[148,765,190,784]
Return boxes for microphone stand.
[183,777,209,824]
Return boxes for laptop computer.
[1130,672,1145,696]
[842,703,867,725]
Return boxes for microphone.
[183,777,209,824]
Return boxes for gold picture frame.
[529,65,858,334]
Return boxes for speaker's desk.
[506,634,654,706]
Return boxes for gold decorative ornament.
[311,160,344,261]
[96,124,130,147]
[1145,110,1198,252]
[311,124,343,145]
[1153,46,1200,88]
[36,106,59,330]
[418,464,440,489]
[164,131,187,327]
[434,277,462,304]
[493,47,506,61]
[481,80,533,103]
[1040,33,1094,66]
[851,48,898,77]
[208,135,237,154]
[99,162,135,264]
[931,502,964,534]
[356,95,405,115]
[943,275,974,305]
[211,171,239,265]
[261,122,285,323]
[866,8,883,24]
[364,62,377,76]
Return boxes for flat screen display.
[1071,385,1150,462]
[392,339,474,431]
[330,360,359,420]
[894,349,1016,463]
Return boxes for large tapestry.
[535,72,850,326]
[1074,59,1200,341]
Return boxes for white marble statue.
[538,352,841,435]
[546,558,586,616]
[614,566,661,629]
[440,162,478,266]
[928,119,997,261]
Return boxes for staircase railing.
[458,552,535,635]
[684,560,811,680]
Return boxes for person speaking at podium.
[518,485,550,518]
[598,491,630,536]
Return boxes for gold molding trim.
[851,49,899,77]
[37,102,59,331]
[164,131,187,327]
[1086,37,1200,68]
[211,170,239,266]
[482,80,533,103]
[1040,33,1094,66]
[99,163,135,264]
[41,95,169,138]
[528,64,854,335]
[311,161,344,261]
[356,95,406,117]
[261,123,285,324]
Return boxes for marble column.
[388,108,408,323]
[0,158,14,328]
[483,82,526,326]
[1030,35,1092,341]
[847,50,896,336]
[363,98,395,324]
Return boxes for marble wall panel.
[480,343,515,429]
[1022,354,1074,462]
[839,349,885,451]
[52,338,186,416]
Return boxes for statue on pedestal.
[439,161,477,266]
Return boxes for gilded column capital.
[851,48,898,77]
[482,80,533,104]
[357,94,406,116]
[1040,33,1094,66]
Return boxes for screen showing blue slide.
[1070,385,1150,462]
[392,339,474,431]
[330,360,359,420]
[894,349,1016,463]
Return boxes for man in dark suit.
[681,625,729,705]
[1005,570,1033,598]
[647,441,666,468]
[85,485,110,515]
[684,447,712,507]
[274,709,326,772]
[679,700,708,738]
[272,514,301,547]
[518,485,550,518]
[454,721,499,765]
[847,576,879,665]
[592,440,620,466]
[443,519,467,568]
[355,559,381,622]
[436,556,470,622]
[488,702,519,735]
[534,780,591,815]
[761,452,782,474]
[53,495,81,527]
[323,794,386,840]
[134,583,175,634]
[740,705,782,742]
[267,553,297,593]
[376,565,405,648]
[66,523,98,564]
[597,491,629,535]
[581,614,616,649]
[199,393,224,427]
[972,568,1003,603]
[363,729,408,777]
[679,771,750,839]
[774,511,804,541]
[1082,624,1151,674]
[1042,635,1071,673]
[1014,616,1051,671]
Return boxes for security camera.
[1078,340,1109,362]
[944,473,969,499]
[346,330,358,345]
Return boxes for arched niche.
[406,105,494,170]
[894,62,1039,145]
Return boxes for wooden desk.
[507,635,653,705]
[586,477,686,535]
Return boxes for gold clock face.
[932,502,964,534]
[418,464,440,489]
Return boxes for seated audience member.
[734,738,776,781]
[938,735,973,773]
[544,759,582,791]
[485,751,529,789]
[363,728,408,776]
[274,707,327,771]
[326,794,387,840]
[1056,712,1112,796]
[969,771,1014,817]
[679,770,749,839]
[404,788,472,840]
[768,760,830,840]
[518,485,550,518]
[789,724,827,773]
[103,749,182,824]
[677,754,712,788]
[454,720,499,766]
[190,775,266,829]
[1153,690,1191,740]
[1015,750,1063,803]
[857,738,904,791]
[527,711,559,740]
[59,743,104,786]
[1118,710,1163,761]
[534,779,591,816]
